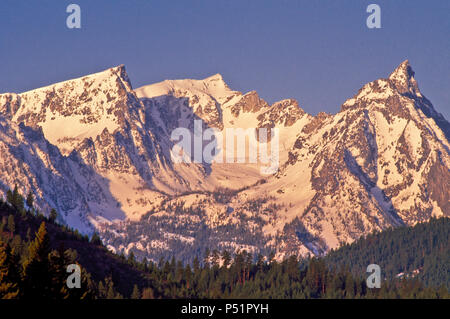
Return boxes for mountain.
[0,60,448,262]
[0,66,172,232]
[1,195,448,299]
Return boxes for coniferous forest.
[0,187,448,299]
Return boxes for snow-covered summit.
[0,61,448,259]
[20,65,132,96]
[342,60,425,112]
[135,73,238,103]
[1,65,140,155]
[388,60,421,96]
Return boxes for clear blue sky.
[1,0,449,119]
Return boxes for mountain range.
[0,60,448,262]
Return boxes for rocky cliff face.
[0,61,448,261]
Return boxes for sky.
[0,0,449,119]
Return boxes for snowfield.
[0,60,448,261]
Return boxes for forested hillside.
[0,186,146,298]
[0,188,448,299]
[325,217,449,289]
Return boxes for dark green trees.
[7,185,24,212]
[0,239,19,299]
[0,186,448,300]
[22,222,53,299]
[49,209,58,223]
[26,192,34,210]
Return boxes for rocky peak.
[230,91,269,117]
[341,60,425,113]
[0,62,449,260]
[257,99,305,128]
[109,64,133,91]
[388,60,421,96]
[388,60,413,82]
[0,65,142,156]
[0,93,21,119]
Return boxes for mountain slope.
[325,217,450,289]
[0,196,147,298]
[101,60,450,261]
[1,194,448,299]
[0,60,448,261]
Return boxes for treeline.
[1,187,449,299]
[325,217,450,289]
[0,187,145,299]
[128,250,449,299]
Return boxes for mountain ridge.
[0,60,448,261]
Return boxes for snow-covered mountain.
[0,60,448,261]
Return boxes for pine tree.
[98,281,106,298]
[203,248,210,269]
[7,215,15,236]
[6,189,13,205]
[77,267,97,300]
[268,251,276,264]
[141,287,155,299]
[12,185,24,212]
[131,284,140,299]
[184,264,192,289]
[176,260,184,282]
[48,244,74,299]
[106,277,119,299]
[256,254,265,272]
[26,228,32,242]
[128,251,136,266]
[90,233,102,246]
[26,192,34,209]
[211,249,220,268]
[98,276,122,299]
[287,255,299,281]
[22,222,53,299]
[142,257,149,272]
[0,240,19,299]
[7,247,21,287]
[49,209,58,223]
[193,256,200,274]
[222,250,231,269]
[169,256,176,276]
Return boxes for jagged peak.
[389,60,413,81]
[388,60,421,96]
[272,98,298,107]
[271,99,305,115]
[315,111,331,120]
[16,64,133,96]
[341,60,424,111]
[5,65,138,155]
[109,64,133,89]
[109,64,126,72]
